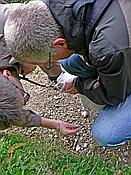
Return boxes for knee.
[91,121,128,147]
[91,119,123,147]
[91,123,109,147]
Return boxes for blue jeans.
[92,93,131,147]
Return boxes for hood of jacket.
[46,0,113,57]
[46,0,89,53]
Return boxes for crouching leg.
[92,94,131,147]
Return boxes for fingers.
[58,121,80,136]
[66,87,78,94]
[62,127,80,136]
[66,123,80,129]
[60,79,73,92]
[61,84,78,94]
[61,125,80,136]
[60,83,66,92]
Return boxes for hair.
[4,1,62,62]
[0,74,26,129]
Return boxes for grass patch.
[0,134,131,175]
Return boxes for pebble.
[81,111,89,118]
[76,145,81,152]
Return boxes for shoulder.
[89,0,129,60]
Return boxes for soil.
[2,67,130,166]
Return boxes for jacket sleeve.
[0,109,42,130]
[74,50,131,106]
[12,109,42,127]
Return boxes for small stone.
[53,135,58,138]
[83,143,88,148]
[124,151,128,156]
[81,111,89,118]
[76,145,81,152]
[30,127,37,131]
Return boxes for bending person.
[0,0,80,135]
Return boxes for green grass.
[0,134,131,175]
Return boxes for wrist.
[41,118,59,130]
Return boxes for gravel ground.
[2,67,130,166]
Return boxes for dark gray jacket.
[48,0,131,106]
[0,1,41,129]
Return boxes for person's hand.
[41,118,80,136]
[61,77,78,94]
[57,120,80,136]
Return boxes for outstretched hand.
[41,118,80,136]
[57,120,80,136]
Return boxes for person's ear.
[3,70,11,78]
[52,38,67,48]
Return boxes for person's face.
[36,38,74,79]
[19,58,62,80]
[16,38,74,79]
[38,61,62,81]
[19,38,75,65]
[2,70,27,106]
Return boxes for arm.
[12,109,80,136]
[74,51,131,106]
[41,117,80,136]
[61,50,131,106]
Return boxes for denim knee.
[91,117,129,148]
[91,122,110,147]
[91,93,131,147]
